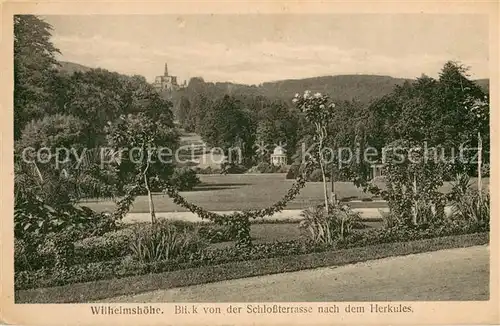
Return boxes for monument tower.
[153,62,180,92]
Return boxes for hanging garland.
[162,160,314,224]
[161,160,314,249]
[113,161,313,221]
[111,155,315,248]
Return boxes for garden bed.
[15,232,488,303]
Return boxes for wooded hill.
[58,61,489,103]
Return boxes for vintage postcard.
[1,0,499,325]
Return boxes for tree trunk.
[330,165,337,206]
[320,162,329,214]
[144,172,156,224]
[477,131,482,201]
[142,154,156,224]
[412,174,418,225]
[317,130,329,215]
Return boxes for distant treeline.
[166,63,489,179]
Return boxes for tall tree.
[106,112,179,223]
[293,91,336,213]
[14,114,117,205]
[200,95,256,167]
[255,100,300,162]
[14,15,61,139]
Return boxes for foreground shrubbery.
[14,193,119,271]
[129,220,206,263]
[14,170,490,291]
[299,204,362,245]
[15,219,236,272]
[15,194,118,241]
[15,214,489,290]
[448,173,490,228]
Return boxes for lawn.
[81,174,489,213]
[81,174,370,213]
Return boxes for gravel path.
[123,207,453,223]
[100,245,489,302]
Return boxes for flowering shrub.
[292,91,336,123]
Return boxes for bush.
[15,194,118,241]
[15,221,489,290]
[129,220,207,263]
[371,176,387,187]
[256,162,273,173]
[14,239,33,272]
[197,224,235,243]
[286,164,300,179]
[299,204,361,245]
[74,228,133,264]
[275,165,289,173]
[14,193,118,272]
[194,166,222,175]
[378,139,448,226]
[448,173,490,228]
[247,162,290,174]
[307,168,325,182]
[221,163,248,174]
[169,167,201,191]
[380,210,399,229]
[15,235,55,272]
[15,220,241,273]
[451,190,490,228]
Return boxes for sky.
[42,14,489,85]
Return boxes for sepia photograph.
[1,1,499,325]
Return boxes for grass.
[80,174,489,213]
[81,174,370,212]
[15,232,488,303]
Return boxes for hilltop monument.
[153,63,184,92]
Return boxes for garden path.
[122,206,453,224]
